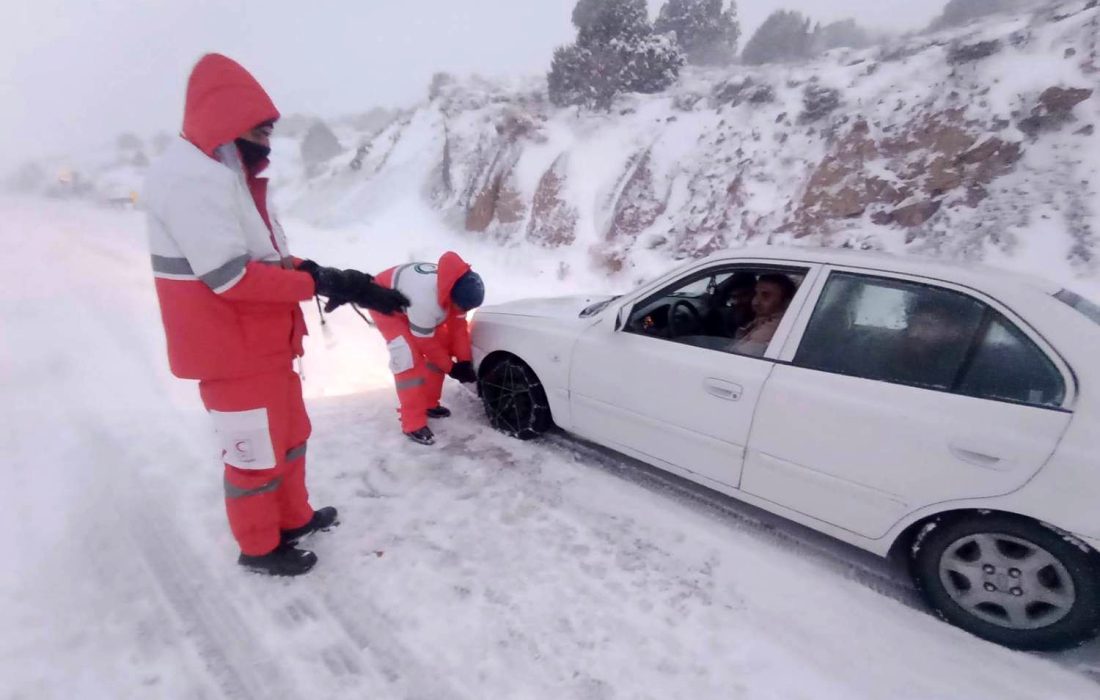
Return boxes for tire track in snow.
[316,583,473,700]
[78,419,296,700]
[442,410,1100,686]
[540,432,1100,684]
[83,411,471,700]
[541,432,917,603]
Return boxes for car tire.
[479,356,553,440]
[911,513,1100,651]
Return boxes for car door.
[569,262,818,489]
[741,268,1074,539]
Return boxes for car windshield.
[1054,289,1100,326]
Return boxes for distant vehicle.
[48,167,92,198]
[104,189,139,209]
[471,247,1100,651]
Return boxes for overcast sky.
[0,0,943,168]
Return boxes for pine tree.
[741,10,814,65]
[549,0,684,109]
[654,0,740,65]
[618,33,685,92]
[548,44,597,108]
[812,19,873,53]
[572,0,650,43]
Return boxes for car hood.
[480,294,617,321]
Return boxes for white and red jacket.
[375,252,474,373]
[143,54,314,381]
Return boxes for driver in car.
[729,274,797,357]
[704,272,757,338]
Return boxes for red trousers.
[370,312,460,433]
[199,368,313,556]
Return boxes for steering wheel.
[668,300,703,338]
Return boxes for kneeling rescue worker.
[143,53,408,576]
[368,252,485,445]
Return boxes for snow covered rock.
[277,1,1098,279]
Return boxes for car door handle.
[948,442,1006,470]
[705,379,743,402]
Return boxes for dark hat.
[451,271,485,311]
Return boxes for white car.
[470,247,1100,651]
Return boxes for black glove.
[449,361,477,384]
[298,261,408,315]
[353,277,410,315]
[322,295,351,313]
[297,260,345,302]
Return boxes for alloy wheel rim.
[938,532,1075,630]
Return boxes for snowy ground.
[4,196,1100,699]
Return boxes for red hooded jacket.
[144,54,314,381]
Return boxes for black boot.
[281,506,340,546]
[426,405,452,419]
[405,426,435,445]
[238,543,318,577]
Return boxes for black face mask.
[235,138,271,168]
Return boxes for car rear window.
[1055,290,1100,326]
[795,273,1066,408]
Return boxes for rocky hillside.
[11,2,1097,285]
[283,0,1099,279]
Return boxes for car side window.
[955,314,1065,407]
[794,273,1065,408]
[625,266,808,358]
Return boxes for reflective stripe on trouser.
[393,366,431,433]
[224,474,283,499]
[424,363,446,414]
[200,369,314,556]
[370,310,435,433]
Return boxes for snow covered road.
[3,196,1100,699]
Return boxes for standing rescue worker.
[143,54,408,576]
[369,252,485,445]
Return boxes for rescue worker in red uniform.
[143,53,408,576]
[368,253,485,445]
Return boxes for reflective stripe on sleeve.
[203,254,250,293]
[151,255,197,280]
[151,255,194,275]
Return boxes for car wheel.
[911,513,1100,651]
[479,356,552,440]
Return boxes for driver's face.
[752,281,789,318]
